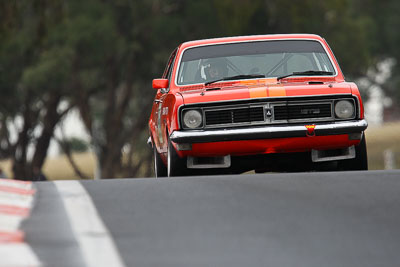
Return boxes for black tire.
[339,134,368,171]
[153,142,167,178]
[167,137,186,177]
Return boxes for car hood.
[179,81,353,105]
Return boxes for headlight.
[183,109,203,129]
[334,100,355,119]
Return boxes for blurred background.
[0,0,399,180]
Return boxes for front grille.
[205,106,264,126]
[274,103,332,121]
[181,97,353,129]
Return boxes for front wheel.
[153,142,167,178]
[167,137,187,177]
[339,134,368,171]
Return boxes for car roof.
[179,34,325,50]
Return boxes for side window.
[162,48,178,82]
[166,57,176,81]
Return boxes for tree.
[0,1,73,180]
[353,0,400,107]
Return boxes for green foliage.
[60,137,89,154]
[21,47,74,93]
[214,0,264,36]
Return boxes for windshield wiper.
[277,70,333,81]
[205,74,265,86]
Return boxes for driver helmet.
[201,58,228,80]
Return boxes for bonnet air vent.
[205,87,221,91]
[308,81,324,85]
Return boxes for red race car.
[148,34,368,177]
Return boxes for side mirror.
[152,79,169,90]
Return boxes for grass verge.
[365,122,400,170]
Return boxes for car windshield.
[176,40,336,85]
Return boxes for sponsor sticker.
[305,124,316,137]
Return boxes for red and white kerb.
[0,179,41,266]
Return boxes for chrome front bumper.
[170,119,368,144]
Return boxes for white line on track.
[54,180,126,267]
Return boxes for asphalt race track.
[21,170,400,267]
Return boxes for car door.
[154,49,177,153]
